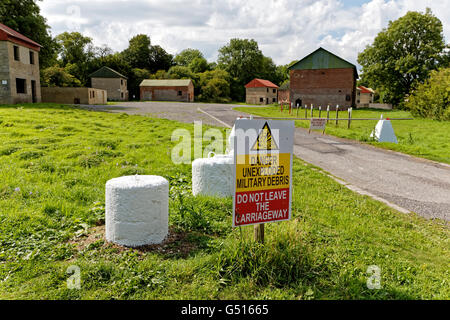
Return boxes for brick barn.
[245,78,278,105]
[288,47,358,109]
[0,23,41,104]
[139,79,194,102]
[89,66,128,101]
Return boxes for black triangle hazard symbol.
[251,122,279,151]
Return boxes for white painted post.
[327,105,330,123]
[336,105,339,125]
[348,107,352,129]
[105,175,169,247]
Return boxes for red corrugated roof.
[357,85,374,94]
[245,78,278,89]
[0,23,41,51]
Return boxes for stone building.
[0,23,41,104]
[356,85,375,107]
[139,79,194,102]
[288,47,358,109]
[41,87,107,105]
[89,66,128,101]
[245,78,278,105]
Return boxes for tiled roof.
[0,23,41,50]
[89,66,127,79]
[139,79,192,87]
[245,78,278,89]
[289,47,358,78]
[357,85,374,94]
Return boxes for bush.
[406,68,450,120]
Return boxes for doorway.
[31,80,37,103]
[295,98,302,108]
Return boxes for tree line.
[0,0,291,102]
[358,8,449,119]
[0,1,448,117]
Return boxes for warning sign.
[232,120,294,227]
[309,118,326,133]
[251,122,279,151]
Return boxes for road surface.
[88,101,450,221]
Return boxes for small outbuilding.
[277,81,290,103]
[245,78,278,105]
[41,87,107,105]
[356,85,375,107]
[89,66,128,101]
[139,79,194,102]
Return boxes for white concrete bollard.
[192,153,233,197]
[370,118,398,143]
[105,175,169,247]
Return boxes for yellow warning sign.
[251,122,279,151]
[235,153,291,192]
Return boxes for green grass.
[234,106,450,164]
[0,103,448,299]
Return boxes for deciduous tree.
[358,8,448,106]
[0,0,57,67]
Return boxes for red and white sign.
[232,119,294,227]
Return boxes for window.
[266,88,269,92]
[273,89,276,93]
[178,91,182,96]
[29,51,34,64]
[345,94,351,101]
[272,98,276,103]
[121,79,123,85]
[121,92,124,98]
[260,97,263,102]
[13,46,19,61]
[16,78,26,94]
[92,91,95,98]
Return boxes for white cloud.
[39,0,450,69]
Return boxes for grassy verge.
[0,103,448,299]
[234,106,450,164]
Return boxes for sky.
[38,0,450,71]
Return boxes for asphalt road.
[89,101,450,221]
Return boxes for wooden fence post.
[348,107,352,129]
[319,106,322,118]
[336,105,339,126]
[254,224,264,244]
[327,105,330,123]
